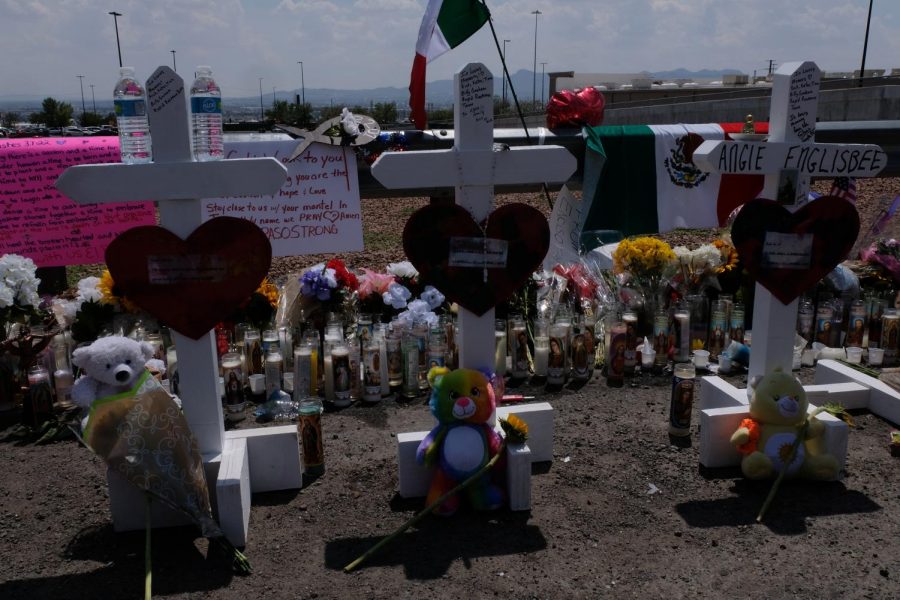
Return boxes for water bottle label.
[115,99,146,117]
[191,97,222,114]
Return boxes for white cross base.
[373,63,574,508]
[690,61,887,471]
[56,66,300,546]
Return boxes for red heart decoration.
[403,203,550,316]
[546,87,605,129]
[105,217,272,339]
[731,197,859,305]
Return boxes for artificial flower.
[712,239,740,273]
[358,269,395,300]
[383,283,412,310]
[420,285,445,311]
[98,269,140,313]
[386,261,418,279]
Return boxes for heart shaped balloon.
[730,197,859,305]
[105,217,272,339]
[546,87,606,129]
[403,203,550,316]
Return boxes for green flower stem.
[145,494,152,600]
[343,439,508,573]
[756,406,827,523]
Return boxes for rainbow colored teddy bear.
[416,367,505,516]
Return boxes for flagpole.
[481,1,554,210]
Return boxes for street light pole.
[171,50,177,72]
[259,78,264,121]
[859,0,874,87]
[273,86,277,109]
[298,61,305,105]
[502,39,510,106]
[76,75,86,114]
[540,62,547,106]
[108,11,123,68]
[90,84,96,112]
[531,10,542,106]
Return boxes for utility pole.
[767,59,776,78]
[502,39,510,107]
[76,75,86,114]
[90,84,96,112]
[540,62,547,106]
[531,10,542,106]
[108,11,123,67]
[859,0,874,87]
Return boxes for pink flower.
[358,269,395,299]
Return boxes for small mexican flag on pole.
[409,0,490,130]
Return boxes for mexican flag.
[582,122,769,235]
[409,0,490,130]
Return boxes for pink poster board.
[0,137,157,267]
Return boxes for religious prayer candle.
[363,338,382,402]
[293,344,312,403]
[846,300,867,349]
[386,331,403,388]
[623,310,638,376]
[244,329,263,375]
[262,328,279,355]
[264,349,283,399]
[815,303,834,346]
[547,323,568,386]
[606,320,626,388]
[673,304,690,363]
[494,319,508,377]
[374,324,390,397]
[882,309,899,366]
[331,342,351,407]
[402,332,420,398]
[221,352,244,406]
[533,335,549,378]
[510,317,529,379]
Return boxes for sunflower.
[499,414,529,444]
[713,239,740,273]
[256,277,279,309]
[97,269,140,313]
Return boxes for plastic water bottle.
[190,66,223,161]
[113,67,152,164]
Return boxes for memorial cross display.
[693,61,886,379]
[56,66,299,544]
[371,62,576,370]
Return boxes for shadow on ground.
[675,480,881,534]
[325,510,546,579]
[0,524,235,600]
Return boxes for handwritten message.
[787,63,819,142]
[459,65,493,125]
[698,140,886,178]
[146,67,184,115]
[0,137,156,267]
[203,140,363,256]
[543,185,587,269]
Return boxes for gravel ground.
[3,178,900,599]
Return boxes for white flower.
[0,253,40,309]
[322,268,338,289]
[407,299,429,315]
[0,285,13,309]
[340,108,361,137]
[52,298,79,328]
[386,261,418,279]
[76,276,102,303]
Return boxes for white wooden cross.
[371,62,576,370]
[56,66,301,545]
[692,61,890,475]
[372,63,574,510]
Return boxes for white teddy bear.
[71,336,155,426]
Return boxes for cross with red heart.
[403,203,550,316]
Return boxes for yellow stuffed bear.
[730,368,838,480]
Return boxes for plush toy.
[416,367,504,516]
[71,335,156,428]
[730,368,838,480]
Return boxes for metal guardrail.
[276,121,900,199]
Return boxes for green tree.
[29,97,74,128]
[425,107,453,125]
[1,111,18,128]
[79,111,106,127]
[371,102,398,125]
[493,96,511,116]
[264,100,314,128]
[265,100,294,124]
[318,105,343,121]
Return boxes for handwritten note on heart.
[105,217,272,339]
[730,196,859,304]
[403,203,550,315]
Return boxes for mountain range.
[0,68,744,113]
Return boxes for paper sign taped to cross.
[203,140,363,256]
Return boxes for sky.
[1,0,898,102]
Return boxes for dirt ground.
[2,180,900,599]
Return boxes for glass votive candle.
[846,347,863,364]
[868,346,884,366]
[692,349,710,368]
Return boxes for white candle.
[323,354,334,402]
[533,337,549,377]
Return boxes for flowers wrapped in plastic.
[860,239,900,284]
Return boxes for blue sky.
[1,0,897,100]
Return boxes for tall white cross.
[693,61,886,379]
[371,63,576,370]
[56,67,287,456]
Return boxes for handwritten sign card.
[203,140,363,256]
[0,137,156,266]
[543,185,587,269]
